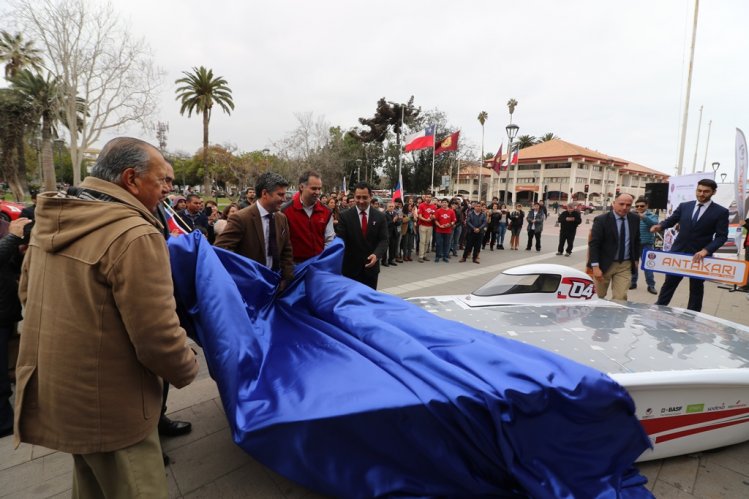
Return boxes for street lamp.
[503,123,519,204]
[721,173,727,183]
[356,159,362,182]
[711,161,720,174]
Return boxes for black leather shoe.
[629,284,637,290]
[163,452,170,466]
[159,416,192,437]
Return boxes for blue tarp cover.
[169,233,652,498]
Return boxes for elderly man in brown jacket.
[14,137,198,498]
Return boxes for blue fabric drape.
[169,233,653,498]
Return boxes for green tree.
[0,88,36,200]
[175,66,235,194]
[0,31,43,80]
[12,69,62,191]
[539,132,559,142]
[516,135,537,149]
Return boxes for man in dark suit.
[215,172,294,286]
[588,193,641,301]
[651,178,728,312]
[335,182,389,289]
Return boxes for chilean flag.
[392,173,404,202]
[163,202,189,236]
[404,125,435,152]
[501,146,519,170]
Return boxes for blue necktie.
[618,217,626,262]
[692,204,703,225]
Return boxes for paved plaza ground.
[2,215,748,498]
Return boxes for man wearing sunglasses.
[630,197,659,294]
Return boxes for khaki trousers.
[72,427,167,499]
[418,225,433,259]
[597,260,633,301]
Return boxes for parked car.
[0,200,25,222]
[575,204,595,214]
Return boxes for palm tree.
[507,98,518,122]
[0,31,43,80]
[477,111,488,201]
[539,132,559,142]
[175,66,234,194]
[516,135,538,149]
[12,69,62,191]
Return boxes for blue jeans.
[435,232,452,260]
[631,243,655,288]
[450,225,462,254]
[497,223,507,245]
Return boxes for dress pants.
[557,230,576,254]
[463,231,482,259]
[72,427,167,499]
[597,261,633,301]
[0,325,13,434]
[526,230,541,250]
[656,274,705,312]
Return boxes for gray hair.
[90,137,153,183]
[255,171,289,197]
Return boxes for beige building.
[452,139,669,205]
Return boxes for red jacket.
[282,192,332,262]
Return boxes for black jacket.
[0,232,25,326]
[588,211,641,273]
[336,206,389,281]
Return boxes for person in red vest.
[281,170,335,263]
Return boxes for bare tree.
[12,0,162,185]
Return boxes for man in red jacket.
[281,170,335,263]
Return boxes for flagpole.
[454,157,459,197]
[398,105,404,196]
[430,125,436,196]
[162,200,192,232]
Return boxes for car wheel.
[0,212,10,223]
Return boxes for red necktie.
[360,210,368,237]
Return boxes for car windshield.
[473,273,561,297]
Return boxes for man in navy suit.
[588,193,641,300]
[651,178,729,312]
[336,182,389,289]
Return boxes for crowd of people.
[165,186,596,270]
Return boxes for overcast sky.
[8,0,749,180]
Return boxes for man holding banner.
[651,179,729,312]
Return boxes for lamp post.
[503,123,519,204]
[356,159,362,183]
[711,161,720,175]
[721,173,727,183]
